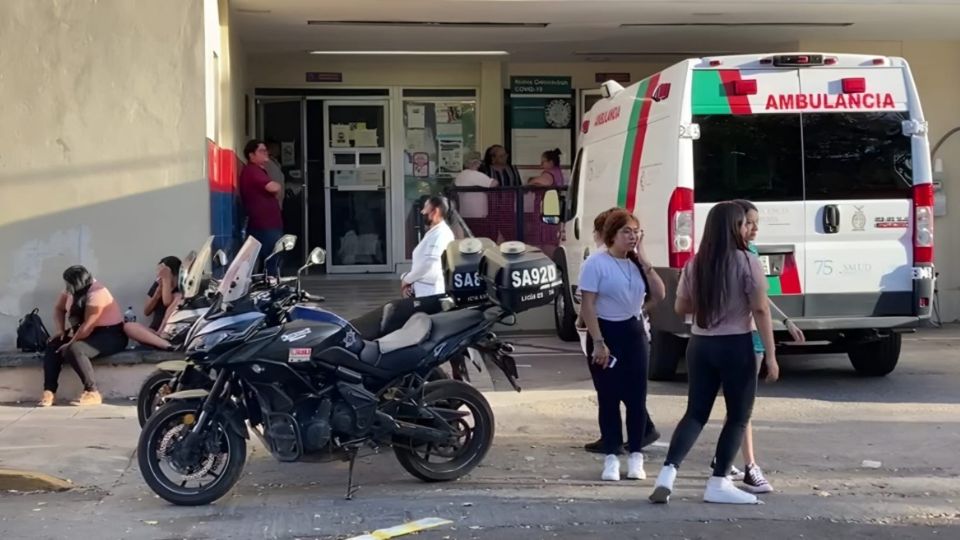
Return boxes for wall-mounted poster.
[406,104,426,129]
[509,76,574,168]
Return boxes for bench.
[0,349,183,403]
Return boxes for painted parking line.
[346,517,453,540]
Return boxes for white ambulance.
[551,53,935,380]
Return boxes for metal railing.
[443,185,567,256]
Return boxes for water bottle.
[124,307,137,349]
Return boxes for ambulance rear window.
[803,112,912,200]
[693,114,804,202]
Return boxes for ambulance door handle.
[823,204,840,234]
[574,218,581,240]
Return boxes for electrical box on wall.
[933,159,947,217]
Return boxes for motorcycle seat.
[376,312,432,354]
[367,309,487,373]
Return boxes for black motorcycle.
[137,237,558,506]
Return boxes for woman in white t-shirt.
[579,209,666,482]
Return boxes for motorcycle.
[136,232,482,427]
[137,235,558,506]
[137,235,326,426]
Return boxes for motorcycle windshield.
[180,236,214,300]
[218,236,261,303]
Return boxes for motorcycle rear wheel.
[137,370,176,428]
[393,380,494,482]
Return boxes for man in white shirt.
[402,196,455,298]
[454,154,497,219]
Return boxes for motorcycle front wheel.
[393,380,494,482]
[138,401,246,506]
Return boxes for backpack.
[16,308,50,353]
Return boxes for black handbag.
[16,308,50,353]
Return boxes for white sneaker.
[627,452,646,480]
[602,454,621,481]
[649,464,677,504]
[704,476,761,504]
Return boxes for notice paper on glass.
[281,142,295,166]
[405,129,426,153]
[355,129,379,148]
[331,124,351,147]
[334,169,358,186]
[438,138,463,176]
[436,104,463,124]
[406,104,426,129]
[358,169,382,186]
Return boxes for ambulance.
[551,53,935,380]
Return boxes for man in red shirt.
[239,139,283,275]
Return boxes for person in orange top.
[39,266,127,407]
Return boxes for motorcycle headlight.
[187,330,233,354]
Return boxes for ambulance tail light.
[842,77,866,94]
[668,187,694,269]
[914,183,935,265]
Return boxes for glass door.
[324,100,392,272]
[257,98,307,274]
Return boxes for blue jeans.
[249,228,283,277]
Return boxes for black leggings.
[43,324,127,393]
[665,332,757,477]
[586,317,649,455]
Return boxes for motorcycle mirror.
[274,234,297,255]
[308,247,326,266]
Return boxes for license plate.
[759,255,772,276]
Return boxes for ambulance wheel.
[649,331,684,381]
[554,287,579,342]
[849,333,901,377]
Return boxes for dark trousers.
[587,317,650,455]
[43,324,127,393]
[665,332,757,477]
[249,228,284,277]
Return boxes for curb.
[0,469,73,492]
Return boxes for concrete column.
[480,60,505,150]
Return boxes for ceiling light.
[308,20,547,29]
[308,50,510,56]
[621,22,853,28]
[574,51,740,57]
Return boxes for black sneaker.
[584,438,605,454]
[742,463,773,494]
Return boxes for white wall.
[0,0,209,348]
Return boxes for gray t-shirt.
[677,251,766,336]
[579,251,647,321]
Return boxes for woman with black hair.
[528,148,566,187]
[123,256,182,350]
[39,266,127,407]
[479,144,521,187]
[649,201,776,505]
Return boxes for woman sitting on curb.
[40,266,127,407]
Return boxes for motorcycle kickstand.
[344,448,360,500]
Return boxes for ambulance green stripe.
[692,70,733,115]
